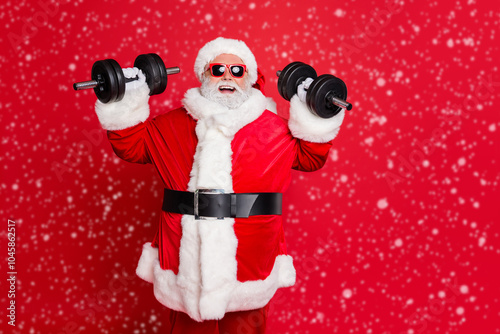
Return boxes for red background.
[1,0,499,333]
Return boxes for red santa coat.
[97,86,344,321]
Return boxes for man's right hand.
[122,67,150,97]
[94,67,151,131]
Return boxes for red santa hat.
[194,37,259,86]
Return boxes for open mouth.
[218,85,236,94]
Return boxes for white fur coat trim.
[288,95,345,143]
[136,88,286,321]
[136,242,296,321]
[95,84,150,131]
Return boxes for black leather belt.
[162,188,282,219]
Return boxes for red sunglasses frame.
[208,63,247,78]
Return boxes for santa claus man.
[94,37,345,333]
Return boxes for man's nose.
[222,68,233,80]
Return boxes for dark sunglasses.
[208,63,247,78]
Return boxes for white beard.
[200,76,252,110]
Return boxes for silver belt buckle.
[194,189,225,220]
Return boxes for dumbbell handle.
[276,70,352,111]
[165,67,181,75]
[73,66,181,91]
[329,94,352,111]
[74,80,98,90]
[73,76,144,91]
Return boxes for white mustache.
[214,81,241,92]
[200,76,252,109]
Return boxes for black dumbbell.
[277,62,352,118]
[73,53,180,103]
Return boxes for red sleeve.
[292,139,333,172]
[106,122,151,164]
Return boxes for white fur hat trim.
[194,37,258,85]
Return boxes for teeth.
[219,86,235,91]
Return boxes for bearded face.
[200,53,253,109]
[200,76,252,109]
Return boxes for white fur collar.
[182,87,268,137]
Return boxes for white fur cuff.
[136,242,157,283]
[95,83,150,131]
[288,95,345,143]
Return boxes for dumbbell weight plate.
[91,59,125,104]
[278,62,317,101]
[306,74,347,118]
[149,53,168,96]
[134,53,167,96]
[277,62,300,100]
[108,59,126,102]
